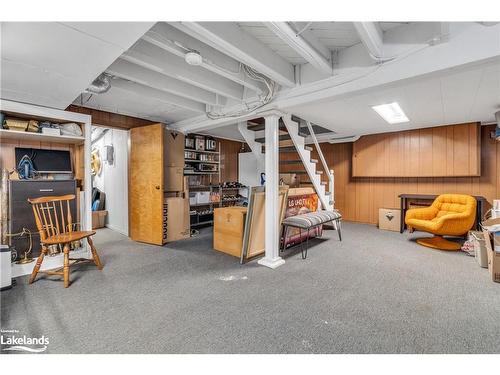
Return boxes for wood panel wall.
[317,125,499,224]
[218,138,244,182]
[66,105,155,130]
[352,122,481,177]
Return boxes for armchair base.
[416,236,461,251]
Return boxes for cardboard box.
[165,166,184,192]
[163,128,185,167]
[469,230,488,268]
[213,207,248,257]
[378,208,401,232]
[92,210,107,229]
[483,217,500,283]
[164,197,190,243]
[280,173,299,187]
[41,127,61,136]
[195,191,210,204]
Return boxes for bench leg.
[301,229,309,260]
[281,226,289,253]
[337,220,342,241]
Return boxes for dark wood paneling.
[66,105,154,129]
[218,138,244,182]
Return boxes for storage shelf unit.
[184,171,219,175]
[0,99,92,277]
[184,159,219,164]
[185,134,221,227]
[0,128,85,144]
[188,184,249,227]
[185,149,220,154]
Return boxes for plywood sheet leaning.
[241,186,289,263]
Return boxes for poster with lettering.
[282,193,321,249]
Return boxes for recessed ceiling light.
[372,102,409,124]
[185,50,203,66]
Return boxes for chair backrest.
[431,194,476,218]
[28,194,75,241]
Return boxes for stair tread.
[285,170,323,174]
[248,121,332,136]
[301,181,327,186]
[279,159,318,164]
[255,133,307,143]
[277,146,313,152]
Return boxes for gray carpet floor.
[1,222,500,354]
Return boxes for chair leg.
[87,237,103,270]
[63,243,70,288]
[337,220,342,241]
[29,246,48,284]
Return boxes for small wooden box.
[213,207,247,257]
[378,208,401,232]
[92,210,107,229]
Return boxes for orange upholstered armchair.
[405,194,476,250]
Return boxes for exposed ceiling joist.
[123,40,245,101]
[107,59,221,106]
[144,23,264,94]
[352,22,384,60]
[111,78,206,113]
[265,22,332,75]
[171,23,500,133]
[173,22,296,87]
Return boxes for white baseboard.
[104,223,128,236]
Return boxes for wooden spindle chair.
[28,194,103,288]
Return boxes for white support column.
[258,115,285,269]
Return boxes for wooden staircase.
[242,115,334,210]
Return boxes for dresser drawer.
[9,180,76,203]
[9,180,77,260]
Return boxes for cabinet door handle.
[39,189,54,192]
[155,185,160,190]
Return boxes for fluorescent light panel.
[372,102,409,124]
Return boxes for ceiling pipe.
[86,73,111,94]
[477,22,499,26]
[265,22,332,75]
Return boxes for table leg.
[476,200,482,229]
[400,197,405,233]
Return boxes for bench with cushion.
[281,210,342,259]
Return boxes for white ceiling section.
[288,58,500,138]
[0,22,153,109]
[1,21,499,140]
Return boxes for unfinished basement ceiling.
[0,22,154,109]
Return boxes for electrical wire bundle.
[206,64,278,119]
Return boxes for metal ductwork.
[477,22,500,27]
[86,73,111,94]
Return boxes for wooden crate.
[213,207,247,257]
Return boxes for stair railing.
[304,121,334,209]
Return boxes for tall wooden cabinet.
[129,123,186,245]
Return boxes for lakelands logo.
[1,329,49,353]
